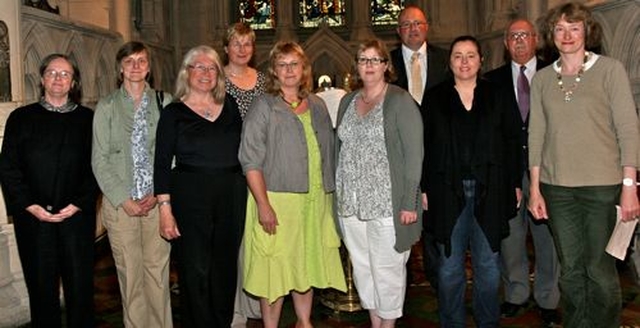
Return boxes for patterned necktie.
[517,65,530,122]
[410,52,423,103]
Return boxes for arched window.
[371,0,404,26]
[299,0,346,28]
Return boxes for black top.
[154,95,242,194]
[422,78,522,255]
[0,103,98,215]
[452,101,480,179]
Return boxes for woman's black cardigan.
[421,78,522,256]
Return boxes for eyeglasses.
[399,21,427,30]
[275,61,300,71]
[188,64,218,74]
[507,31,534,41]
[43,70,73,80]
[357,57,387,66]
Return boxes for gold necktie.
[410,52,423,104]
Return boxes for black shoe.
[500,301,525,318]
[538,307,560,327]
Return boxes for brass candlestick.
[319,243,362,312]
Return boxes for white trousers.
[339,216,410,319]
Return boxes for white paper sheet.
[606,205,638,260]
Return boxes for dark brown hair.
[115,41,152,87]
[39,53,82,103]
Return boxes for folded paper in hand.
[606,205,638,260]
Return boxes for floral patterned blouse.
[336,95,393,220]
[225,71,266,120]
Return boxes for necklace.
[226,67,248,78]
[360,83,388,105]
[282,96,300,109]
[556,52,590,102]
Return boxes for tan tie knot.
[411,52,420,62]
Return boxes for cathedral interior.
[0,0,638,326]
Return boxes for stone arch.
[303,26,353,88]
[603,9,639,77]
[593,7,640,105]
[96,46,115,100]
[24,50,42,103]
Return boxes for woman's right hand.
[257,202,278,235]
[528,189,548,220]
[159,206,181,240]
[121,198,146,217]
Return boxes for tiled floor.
[92,236,640,327]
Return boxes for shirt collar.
[552,51,599,73]
[401,42,427,63]
[511,57,537,73]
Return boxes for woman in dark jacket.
[0,54,98,328]
[422,36,521,327]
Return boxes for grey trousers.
[500,175,560,309]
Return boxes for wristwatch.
[622,178,635,187]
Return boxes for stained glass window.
[299,0,346,28]
[371,0,404,26]
[238,0,276,30]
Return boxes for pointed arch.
[302,26,353,88]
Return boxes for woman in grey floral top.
[335,39,423,328]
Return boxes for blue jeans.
[437,180,500,327]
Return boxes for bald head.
[504,19,538,65]
[397,5,430,51]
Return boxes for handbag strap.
[155,90,164,110]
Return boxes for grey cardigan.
[335,84,424,252]
[239,93,335,193]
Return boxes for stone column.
[112,0,131,41]
[0,0,29,324]
[275,0,297,41]
[349,0,375,42]
[526,0,546,23]
[490,0,515,31]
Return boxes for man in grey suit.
[485,18,559,327]
[390,4,449,292]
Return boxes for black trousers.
[171,170,247,328]
[14,210,95,328]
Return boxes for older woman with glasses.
[0,54,99,328]
[335,39,423,328]
[239,41,346,328]
[154,45,246,327]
